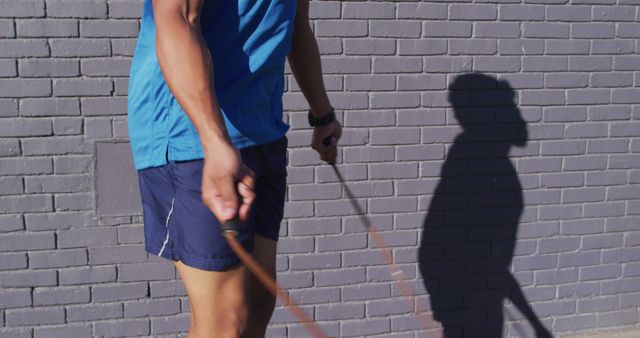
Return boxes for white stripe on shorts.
[158,196,175,256]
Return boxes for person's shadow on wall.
[418,73,553,338]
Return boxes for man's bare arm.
[288,0,342,164]
[152,0,227,151]
[152,0,254,223]
[287,0,333,118]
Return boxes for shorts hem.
[145,243,243,272]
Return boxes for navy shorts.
[137,135,288,271]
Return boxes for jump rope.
[221,137,443,338]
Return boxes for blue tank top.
[127,0,296,170]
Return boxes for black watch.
[308,107,336,127]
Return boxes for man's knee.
[192,299,249,338]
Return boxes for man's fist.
[201,141,255,224]
[311,119,342,165]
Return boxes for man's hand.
[311,119,342,164]
[201,140,255,224]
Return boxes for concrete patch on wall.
[95,142,141,216]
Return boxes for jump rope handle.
[221,216,241,237]
[322,136,332,147]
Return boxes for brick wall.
[1,0,639,337]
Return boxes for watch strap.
[308,108,336,127]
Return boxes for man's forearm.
[154,2,228,153]
[287,23,333,118]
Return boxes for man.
[126,0,342,336]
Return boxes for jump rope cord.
[223,231,328,338]
[327,163,444,338]
[221,136,443,338]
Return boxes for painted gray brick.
[580,264,622,282]
[0,98,18,116]
[398,39,447,56]
[450,38,497,55]
[0,231,55,251]
[316,267,365,287]
[535,268,578,285]
[373,57,422,74]
[16,19,78,37]
[118,262,175,282]
[593,5,636,21]
[124,298,181,318]
[475,22,520,38]
[370,163,418,180]
[33,286,89,306]
[371,20,421,38]
[20,98,80,116]
[289,218,340,236]
[0,0,44,18]
[0,59,16,77]
[25,174,91,193]
[93,318,150,337]
[46,1,107,19]
[5,306,65,326]
[344,74,395,91]
[596,309,639,327]
[0,39,49,57]
[342,284,390,301]
[0,252,27,270]
[499,5,545,21]
[316,303,364,321]
[422,21,472,38]
[0,79,51,98]
[0,19,15,38]
[22,136,89,155]
[289,183,341,201]
[0,194,53,213]
[66,302,123,322]
[92,282,148,302]
[52,117,83,135]
[0,214,24,232]
[315,20,367,38]
[341,318,390,337]
[58,266,116,285]
[370,128,420,145]
[88,245,147,265]
[450,4,497,21]
[316,163,367,183]
[53,78,113,97]
[29,249,87,269]
[290,253,340,271]
[80,19,138,38]
[18,59,80,78]
[33,324,91,338]
[584,202,626,218]
[25,211,83,231]
[0,288,32,308]
[50,38,111,57]
[499,39,545,56]
[344,214,393,233]
[342,2,394,19]
[112,38,137,56]
[58,227,117,248]
[150,314,190,335]
[0,176,23,195]
[81,58,131,76]
[568,56,614,72]
[108,0,144,19]
[308,1,339,19]
[547,5,591,22]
